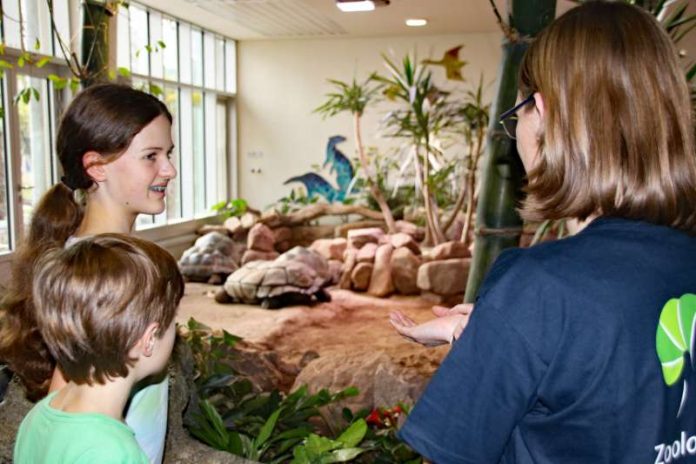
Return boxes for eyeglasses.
[499,94,534,140]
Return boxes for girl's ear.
[533,92,546,119]
[82,151,107,182]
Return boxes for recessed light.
[337,0,375,12]
[406,18,428,27]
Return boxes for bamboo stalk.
[464,0,556,302]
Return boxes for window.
[117,3,237,229]
[0,0,70,253]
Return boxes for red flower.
[366,409,383,427]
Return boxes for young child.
[13,234,184,463]
[0,83,177,462]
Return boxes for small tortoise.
[178,232,241,284]
[217,246,333,309]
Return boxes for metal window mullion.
[5,70,24,248]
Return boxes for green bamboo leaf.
[149,83,163,96]
[48,74,68,90]
[158,40,166,49]
[34,38,41,50]
[31,87,40,101]
[117,66,131,77]
[0,60,13,70]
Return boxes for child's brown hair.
[32,234,184,384]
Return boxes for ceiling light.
[336,0,375,12]
[406,18,428,27]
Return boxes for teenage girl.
[0,83,177,463]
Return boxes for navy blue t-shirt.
[399,217,696,463]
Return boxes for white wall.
[236,33,503,210]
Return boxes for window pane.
[204,92,217,209]
[23,0,52,55]
[51,0,70,57]
[162,17,178,82]
[129,5,149,75]
[149,10,163,80]
[203,32,215,89]
[0,81,9,253]
[17,76,52,228]
[216,100,228,203]
[191,27,203,87]
[192,90,205,214]
[225,40,237,94]
[116,6,131,69]
[4,0,22,50]
[215,37,224,91]
[179,88,194,217]
[178,23,192,84]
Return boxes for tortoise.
[216,246,333,309]
[178,232,241,284]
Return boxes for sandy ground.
[176,283,449,379]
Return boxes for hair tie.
[60,176,74,191]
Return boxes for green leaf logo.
[656,294,696,386]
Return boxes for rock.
[395,220,425,242]
[350,262,373,291]
[327,260,343,285]
[224,216,243,235]
[275,240,291,253]
[424,241,471,262]
[290,225,335,248]
[167,339,257,464]
[339,249,357,290]
[417,258,470,295]
[420,291,465,306]
[0,377,33,463]
[272,227,292,244]
[291,352,432,431]
[240,211,260,230]
[367,244,394,297]
[390,247,422,295]
[334,220,386,238]
[197,224,230,236]
[247,223,275,252]
[347,227,384,249]
[389,233,421,255]
[309,238,347,262]
[445,218,465,242]
[241,249,279,266]
[356,242,378,264]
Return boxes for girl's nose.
[161,158,177,179]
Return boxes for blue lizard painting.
[284,135,356,202]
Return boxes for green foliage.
[272,188,321,215]
[314,75,382,118]
[291,420,367,464]
[212,198,248,219]
[181,318,421,463]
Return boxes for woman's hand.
[389,305,473,347]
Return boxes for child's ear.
[82,151,107,182]
[139,323,160,357]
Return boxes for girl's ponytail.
[0,183,82,399]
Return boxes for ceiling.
[140,0,578,40]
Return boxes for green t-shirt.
[14,391,150,464]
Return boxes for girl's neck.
[76,198,136,237]
[49,376,135,421]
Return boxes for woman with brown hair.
[398,2,696,463]
[0,83,177,463]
